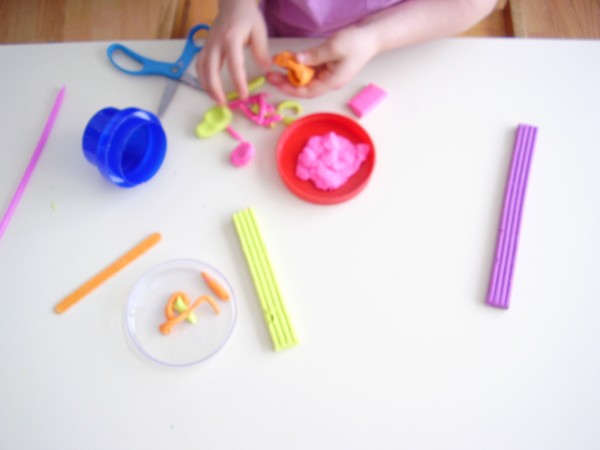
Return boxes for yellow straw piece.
[173,295,197,324]
[226,76,266,101]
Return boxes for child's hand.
[266,27,378,98]
[196,0,270,105]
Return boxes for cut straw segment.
[0,86,66,241]
[55,232,161,314]
[233,207,298,351]
[486,124,538,309]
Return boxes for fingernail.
[295,52,307,64]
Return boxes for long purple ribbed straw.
[486,124,537,309]
[0,86,66,241]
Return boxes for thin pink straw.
[0,86,66,241]
[226,126,244,142]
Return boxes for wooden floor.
[0,0,598,43]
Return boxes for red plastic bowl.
[276,113,376,205]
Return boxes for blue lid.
[82,107,167,188]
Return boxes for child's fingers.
[299,77,338,97]
[265,71,302,96]
[295,43,335,67]
[266,71,331,98]
[265,71,287,87]
[225,43,249,100]
[197,47,227,105]
[250,26,271,69]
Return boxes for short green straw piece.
[233,207,298,351]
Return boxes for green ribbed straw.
[233,207,298,351]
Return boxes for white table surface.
[1,37,599,450]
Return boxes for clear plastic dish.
[125,259,236,367]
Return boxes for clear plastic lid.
[125,259,236,367]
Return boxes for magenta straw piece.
[0,86,66,241]
[226,126,244,142]
[486,124,538,309]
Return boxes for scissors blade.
[157,79,178,117]
[179,72,204,91]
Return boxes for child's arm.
[362,0,498,52]
[267,0,498,97]
[196,0,270,105]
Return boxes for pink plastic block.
[347,83,387,118]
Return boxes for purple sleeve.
[261,0,406,37]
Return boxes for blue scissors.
[107,24,210,117]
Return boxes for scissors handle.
[106,23,210,79]
[106,43,168,76]
[177,24,211,72]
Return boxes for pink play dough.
[230,141,255,167]
[296,132,370,190]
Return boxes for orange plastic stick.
[54,233,161,314]
[159,295,220,335]
[201,271,230,301]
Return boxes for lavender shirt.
[261,0,406,37]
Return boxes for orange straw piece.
[160,295,220,335]
[54,233,161,314]
[198,295,220,315]
[201,271,230,301]
[165,291,190,320]
[274,51,315,87]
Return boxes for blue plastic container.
[82,107,167,187]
